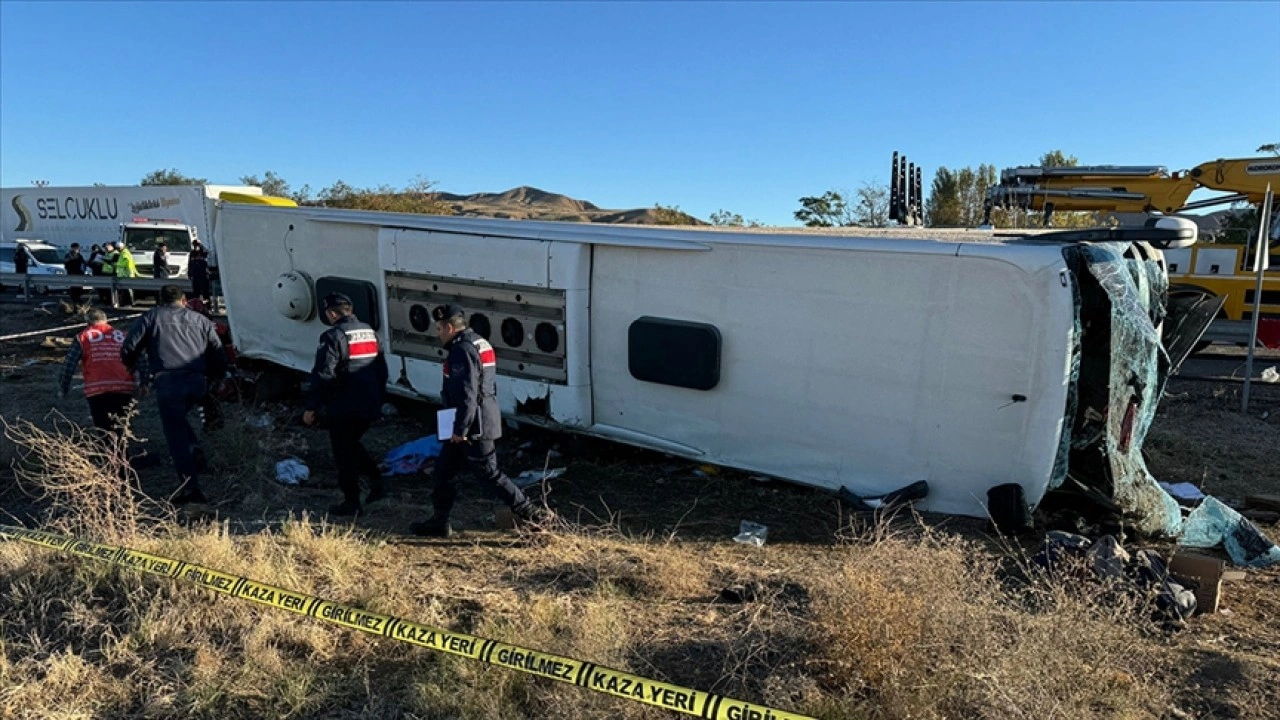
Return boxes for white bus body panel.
[588,241,1073,517]
[215,205,1080,519]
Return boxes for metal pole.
[1241,184,1272,413]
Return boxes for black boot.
[513,502,556,527]
[172,479,207,505]
[328,500,362,517]
[410,516,452,538]
[365,478,388,505]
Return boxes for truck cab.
[121,218,196,277]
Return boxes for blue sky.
[1,1,1277,226]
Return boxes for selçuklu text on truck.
[1,184,269,277]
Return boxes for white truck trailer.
[212,205,1213,535]
[1,184,266,277]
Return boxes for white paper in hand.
[437,408,456,439]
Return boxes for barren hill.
[430,185,704,225]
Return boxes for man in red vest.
[58,308,141,434]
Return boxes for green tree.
[140,169,208,186]
[710,209,745,226]
[1038,150,1078,168]
[926,167,962,226]
[315,177,448,214]
[1256,143,1279,156]
[239,170,308,201]
[795,191,851,227]
[651,203,700,226]
[852,181,890,227]
[926,166,995,227]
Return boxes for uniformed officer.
[121,285,225,504]
[410,303,553,538]
[303,293,389,516]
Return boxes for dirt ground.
[2,295,1278,719]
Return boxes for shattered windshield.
[1066,242,1181,536]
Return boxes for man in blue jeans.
[121,285,225,504]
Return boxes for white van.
[0,240,69,294]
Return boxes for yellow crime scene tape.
[0,524,815,720]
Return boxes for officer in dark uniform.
[121,285,225,504]
[410,303,553,537]
[303,292,389,516]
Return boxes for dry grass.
[804,525,1171,720]
[1,471,1183,720]
[2,305,1277,720]
[2,409,172,542]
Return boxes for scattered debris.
[837,480,929,513]
[1159,482,1206,503]
[381,402,398,417]
[382,435,442,476]
[1260,366,1279,383]
[1180,497,1280,568]
[245,413,273,429]
[1168,552,1225,614]
[733,520,768,547]
[274,458,309,486]
[513,467,566,489]
[1034,532,1198,619]
[1087,534,1130,579]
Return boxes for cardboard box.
[1169,552,1226,614]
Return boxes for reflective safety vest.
[115,247,138,278]
[78,323,135,397]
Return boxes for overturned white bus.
[213,207,1214,535]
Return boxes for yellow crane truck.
[986,156,1279,327]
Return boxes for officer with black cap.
[410,303,553,537]
[303,292,389,516]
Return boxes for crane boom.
[986,156,1280,222]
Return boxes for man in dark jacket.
[303,292,389,516]
[121,284,225,504]
[410,304,553,538]
[152,241,171,279]
[63,243,86,303]
[188,241,211,303]
[13,243,30,299]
